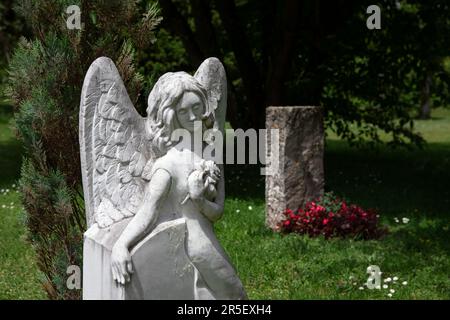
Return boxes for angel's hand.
[111,243,133,286]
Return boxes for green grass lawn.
[219,108,450,299]
[0,103,449,299]
[0,103,46,299]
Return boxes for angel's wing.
[79,57,153,228]
[194,57,227,136]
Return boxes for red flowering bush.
[278,192,387,240]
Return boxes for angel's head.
[146,71,214,155]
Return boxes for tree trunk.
[159,0,205,67]
[419,71,432,119]
[191,0,220,58]
[215,0,263,129]
[264,0,300,107]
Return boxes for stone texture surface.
[83,218,195,300]
[80,56,246,300]
[265,106,324,230]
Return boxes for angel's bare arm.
[116,168,171,248]
[111,168,171,284]
[194,165,225,223]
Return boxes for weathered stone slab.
[83,218,195,300]
[265,106,324,230]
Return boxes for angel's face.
[176,91,204,133]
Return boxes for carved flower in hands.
[182,160,220,204]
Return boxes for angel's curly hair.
[146,71,214,157]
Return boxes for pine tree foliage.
[7,0,161,299]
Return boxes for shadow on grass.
[325,139,450,218]
[0,105,22,187]
[225,139,450,220]
[224,140,450,276]
[0,139,22,187]
[225,163,265,201]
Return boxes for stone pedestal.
[265,106,324,231]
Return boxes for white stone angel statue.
[79,56,247,300]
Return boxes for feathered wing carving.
[194,57,227,136]
[80,57,153,228]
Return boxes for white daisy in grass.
[390,289,395,293]
[384,277,392,283]
[236,209,240,213]
[393,276,398,281]
[394,217,399,223]
[402,281,408,285]
[358,287,364,290]
[387,293,392,298]
[383,284,388,289]
[402,217,410,224]
[248,206,253,211]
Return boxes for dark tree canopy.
[149,0,450,147]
